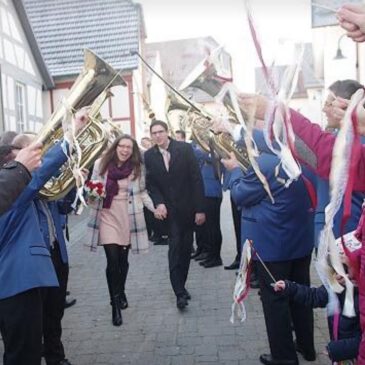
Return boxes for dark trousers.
[43,242,69,365]
[0,288,43,365]
[230,196,241,262]
[154,218,168,238]
[143,207,154,238]
[204,197,222,260]
[257,254,314,361]
[167,219,193,297]
[194,223,206,252]
[104,244,130,300]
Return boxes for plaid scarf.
[103,160,133,209]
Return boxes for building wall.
[0,0,44,133]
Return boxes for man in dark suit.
[144,120,205,310]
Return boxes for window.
[15,82,26,132]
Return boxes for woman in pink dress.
[89,135,155,326]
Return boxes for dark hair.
[0,145,15,167]
[0,131,17,146]
[150,120,168,132]
[329,79,364,100]
[99,134,142,179]
[175,130,186,139]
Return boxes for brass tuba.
[37,49,125,200]
[175,48,250,171]
[165,93,250,171]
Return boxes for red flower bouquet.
[85,180,105,201]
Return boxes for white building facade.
[0,0,49,133]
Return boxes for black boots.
[120,292,128,310]
[106,269,123,326]
[111,296,123,326]
[120,247,129,310]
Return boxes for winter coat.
[87,160,155,254]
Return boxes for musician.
[191,142,223,268]
[222,151,315,365]
[144,120,205,310]
[0,111,87,365]
[175,130,186,142]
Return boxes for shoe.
[183,289,191,300]
[154,238,168,245]
[64,297,77,309]
[48,360,72,365]
[120,292,128,310]
[199,259,210,266]
[190,249,202,259]
[294,341,316,361]
[58,360,72,365]
[250,278,260,289]
[202,258,223,268]
[111,296,123,326]
[259,354,298,365]
[149,233,160,242]
[176,296,188,310]
[194,252,210,261]
[224,260,240,270]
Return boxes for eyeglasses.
[151,130,166,136]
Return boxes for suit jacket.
[228,152,314,262]
[144,139,205,227]
[0,142,68,299]
[0,161,31,216]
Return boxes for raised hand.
[237,93,269,121]
[273,280,286,292]
[73,107,90,134]
[337,3,365,42]
[221,151,239,171]
[15,143,43,172]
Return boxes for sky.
[137,0,313,89]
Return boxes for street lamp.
[333,34,346,60]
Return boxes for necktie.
[162,149,170,171]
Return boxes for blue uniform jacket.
[192,143,223,198]
[228,152,314,261]
[0,143,68,299]
[284,280,361,362]
[250,129,365,245]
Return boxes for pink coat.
[290,109,365,364]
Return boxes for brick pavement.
[1,193,330,365]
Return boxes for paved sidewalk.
[1,193,330,365]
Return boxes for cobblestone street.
[1,193,330,365]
